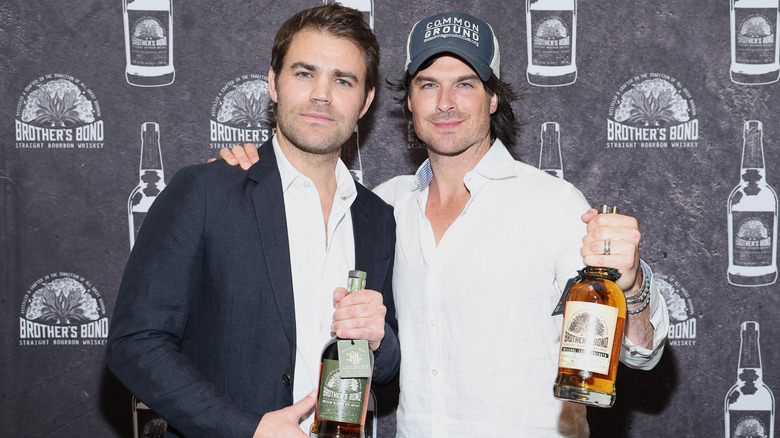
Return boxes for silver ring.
[604,239,611,255]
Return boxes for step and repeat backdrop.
[1,0,779,436]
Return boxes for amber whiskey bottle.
[311,270,373,438]
[553,205,627,407]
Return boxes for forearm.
[620,261,670,370]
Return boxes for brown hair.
[271,3,380,95]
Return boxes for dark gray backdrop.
[2,0,778,436]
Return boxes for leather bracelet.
[627,295,650,315]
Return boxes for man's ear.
[359,87,376,119]
[268,66,278,104]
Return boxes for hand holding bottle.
[253,390,317,438]
[580,208,642,294]
[332,286,387,351]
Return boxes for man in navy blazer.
[106,5,399,437]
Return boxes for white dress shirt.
[272,137,357,433]
[373,140,669,437]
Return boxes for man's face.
[269,29,374,157]
[408,55,498,157]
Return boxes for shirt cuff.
[619,260,670,370]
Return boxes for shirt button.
[282,374,292,386]
[431,320,437,326]
[304,180,311,188]
[431,369,438,376]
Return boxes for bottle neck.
[582,266,620,281]
[738,322,763,373]
[742,121,766,171]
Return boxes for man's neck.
[424,138,492,245]
[276,135,340,227]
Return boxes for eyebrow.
[412,73,481,85]
[289,61,359,83]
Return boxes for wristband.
[627,295,650,315]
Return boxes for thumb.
[581,208,598,225]
[289,389,317,419]
[333,287,348,305]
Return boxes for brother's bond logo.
[656,272,697,347]
[19,272,108,346]
[607,73,699,149]
[209,74,275,149]
[15,74,104,150]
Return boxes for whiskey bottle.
[727,120,778,286]
[526,0,577,86]
[539,122,564,179]
[128,122,166,249]
[725,321,775,438]
[553,205,626,407]
[730,0,780,85]
[123,0,175,87]
[311,270,373,438]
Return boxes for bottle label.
[732,211,775,266]
[558,301,619,375]
[734,8,777,65]
[530,10,573,66]
[728,409,772,437]
[316,359,367,425]
[127,10,170,67]
[337,340,372,378]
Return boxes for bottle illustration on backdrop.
[323,0,374,29]
[123,0,175,87]
[311,270,374,438]
[127,122,168,436]
[128,122,166,249]
[553,205,627,407]
[727,120,778,286]
[526,0,577,87]
[730,0,780,85]
[539,122,564,179]
[341,125,365,185]
[724,321,775,438]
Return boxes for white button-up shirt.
[374,140,668,437]
[273,137,356,433]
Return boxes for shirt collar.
[412,139,517,191]
[272,135,357,200]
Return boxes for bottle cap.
[347,270,367,294]
[598,205,619,214]
[348,270,367,280]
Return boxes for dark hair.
[389,55,519,148]
[271,3,380,95]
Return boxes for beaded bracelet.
[627,295,650,315]
[625,271,651,305]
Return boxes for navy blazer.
[106,140,399,437]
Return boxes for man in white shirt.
[221,10,669,437]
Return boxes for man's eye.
[297,71,313,78]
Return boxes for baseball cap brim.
[406,44,493,81]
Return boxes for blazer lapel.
[247,141,296,348]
